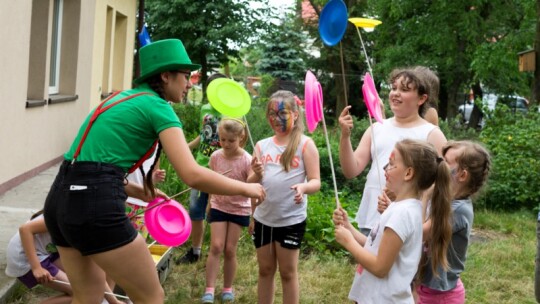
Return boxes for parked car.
[458,94,528,126]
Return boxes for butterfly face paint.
[267,100,295,134]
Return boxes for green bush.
[439,116,480,141]
[479,106,540,211]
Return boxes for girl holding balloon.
[338,67,447,237]
[333,139,453,303]
[248,90,321,304]
[201,118,253,303]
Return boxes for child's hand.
[377,189,392,214]
[152,169,166,183]
[290,184,305,204]
[248,219,255,235]
[32,266,53,284]
[251,156,264,177]
[338,106,354,136]
[332,207,350,227]
[384,187,396,201]
[335,225,354,247]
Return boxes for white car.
[458,94,526,125]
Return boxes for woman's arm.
[159,127,265,201]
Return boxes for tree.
[145,0,273,90]
[370,0,535,118]
[257,13,309,82]
[534,0,540,104]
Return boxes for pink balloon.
[144,197,192,247]
[362,73,384,124]
[305,71,324,133]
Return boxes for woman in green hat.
[43,39,266,304]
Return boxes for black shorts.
[208,208,250,227]
[44,161,137,256]
[252,220,306,250]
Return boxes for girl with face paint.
[247,90,321,304]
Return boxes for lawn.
[8,210,537,303]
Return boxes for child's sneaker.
[221,291,234,303]
[201,293,214,303]
[175,248,200,264]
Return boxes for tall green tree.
[257,13,310,81]
[370,0,535,118]
[145,0,273,89]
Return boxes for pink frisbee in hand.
[144,197,192,247]
[362,72,384,124]
[304,70,324,133]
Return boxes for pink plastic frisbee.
[144,197,192,247]
[304,71,324,133]
[362,73,384,124]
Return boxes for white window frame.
[49,0,63,94]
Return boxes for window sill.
[26,99,47,108]
[48,94,78,104]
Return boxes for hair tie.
[436,157,444,164]
[294,95,303,107]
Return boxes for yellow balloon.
[348,18,382,29]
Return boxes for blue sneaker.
[201,293,214,303]
[221,291,234,302]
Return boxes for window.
[101,7,128,98]
[26,0,80,108]
[49,0,63,94]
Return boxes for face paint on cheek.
[269,100,294,133]
[388,151,396,165]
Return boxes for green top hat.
[134,39,201,84]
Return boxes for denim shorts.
[18,253,60,289]
[208,208,250,227]
[189,189,209,221]
[252,220,306,250]
[44,161,137,256]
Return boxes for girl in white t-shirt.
[333,139,453,304]
[201,118,253,304]
[248,90,321,304]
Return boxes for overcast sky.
[269,0,294,9]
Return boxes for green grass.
[8,210,537,303]
[461,210,536,304]
[163,210,537,303]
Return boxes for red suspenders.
[71,91,159,174]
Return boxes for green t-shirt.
[65,83,182,171]
[194,103,222,167]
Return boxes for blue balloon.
[319,0,348,46]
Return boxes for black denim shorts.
[208,208,250,227]
[252,220,306,250]
[44,161,137,256]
